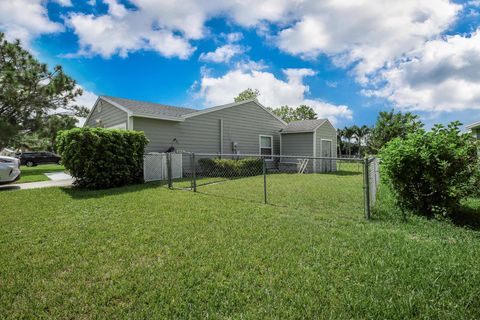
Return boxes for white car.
[0,156,21,185]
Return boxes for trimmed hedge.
[198,158,263,177]
[57,127,148,189]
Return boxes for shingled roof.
[102,95,197,118]
[88,95,287,126]
[281,119,328,133]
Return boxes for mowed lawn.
[1,172,480,318]
[15,164,65,184]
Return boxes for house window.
[259,135,273,159]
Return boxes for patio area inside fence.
[145,152,379,219]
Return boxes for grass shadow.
[451,205,480,231]
[324,170,363,177]
[61,181,167,200]
[0,185,21,191]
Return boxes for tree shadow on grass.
[451,205,480,231]
[60,181,167,200]
[324,170,363,177]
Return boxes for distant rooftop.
[281,119,328,133]
[466,120,480,130]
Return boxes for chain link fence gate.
[165,152,380,219]
[143,152,183,183]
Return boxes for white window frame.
[106,122,127,130]
[259,135,274,160]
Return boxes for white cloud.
[197,66,352,124]
[1,0,474,117]
[3,0,461,78]
[199,44,245,63]
[62,0,462,82]
[53,0,72,6]
[234,59,267,71]
[225,32,243,43]
[276,0,461,82]
[67,12,194,59]
[103,0,128,18]
[366,29,480,112]
[0,0,62,45]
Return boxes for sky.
[1,0,480,128]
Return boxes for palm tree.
[343,126,355,157]
[354,125,371,157]
[337,128,344,157]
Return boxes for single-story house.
[466,121,480,139]
[84,96,337,172]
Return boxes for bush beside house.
[57,128,148,189]
[198,158,263,177]
[380,121,478,218]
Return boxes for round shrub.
[380,121,478,218]
[56,127,149,189]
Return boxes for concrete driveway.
[0,171,74,191]
[0,178,74,191]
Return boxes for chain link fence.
[155,152,380,219]
[366,157,380,217]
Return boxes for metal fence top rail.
[190,152,364,162]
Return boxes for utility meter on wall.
[232,142,239,154]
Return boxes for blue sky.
[1,0,480,128]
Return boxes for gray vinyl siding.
[280,132,314,156]
[133,101,284,154]
[85,100,128,128]
[280,132,314,172]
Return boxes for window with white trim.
[259,135,273,159]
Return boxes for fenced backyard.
[144,152,380,218]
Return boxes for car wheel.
[26,161,34,167]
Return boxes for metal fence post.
[167,152,173,189]
[263,157,267,204]
[192,152,197,192]
[364,157,371,220]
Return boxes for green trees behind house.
[369,110,423,153]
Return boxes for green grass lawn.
[15,164,65,183]
[1,174,480,318]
